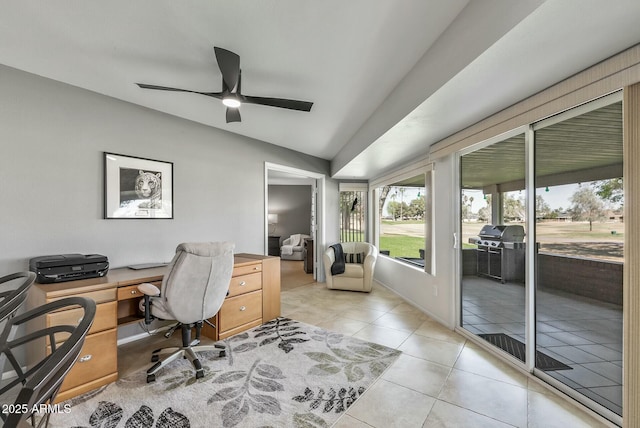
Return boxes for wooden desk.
[26,254,280,402]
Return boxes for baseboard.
[373,279,450,327]
[117,324,171,346]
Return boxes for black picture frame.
[103,152,173,219]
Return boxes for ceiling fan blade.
[214,47,240,92]
[226,108,241,123]
[242,95,313,112]
[137,83,195,93]
[137,83,223,99]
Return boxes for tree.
[386,201,408,220]
[477,194,492,223]
[570,186,606,231]
[461,193,475,221]
[378,186,391,218]
[407,196,425,219]
[397,187,406,220]
[503,194,525,222]
[592,178,623,206]
[536,195,552,219]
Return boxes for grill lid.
[478,225,525,242]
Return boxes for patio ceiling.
[461,101,623,191]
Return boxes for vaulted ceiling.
[1,1,640,180]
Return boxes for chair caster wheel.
[151,355,159,363]
[219,350,226,358]
[196,370,204,380]
[147,374,156,383]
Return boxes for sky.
[384,185,579,215]
[465,183,585,212]
[383,180,618,216]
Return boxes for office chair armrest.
[137,283,160,325]
[138,282,160,296]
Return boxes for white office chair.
[138,242,234,383]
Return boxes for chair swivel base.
[146,344,226,383]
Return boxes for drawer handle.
[239,306,246,311]
[79,355,92,363]
[131,290,137,294]
[239,281,246,286]
[253,267,259,270]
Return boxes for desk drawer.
[54,329,117,393]
[233,263,262,277]
[228,272,262,298]
[46,300,117,344]
[118,281,161,301]
[219,290,262,332]
[47,287,116,306]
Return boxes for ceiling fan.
[136,47,313,123]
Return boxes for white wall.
[374,155,456,327]
[0,64,337,287]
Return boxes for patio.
[462,275,623,415]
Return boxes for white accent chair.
[280,234,310,260]
[323,242,378,292]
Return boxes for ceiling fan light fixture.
[222,96,241,108]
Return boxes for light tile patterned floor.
[462,275,623,416]
[119,261,616,427]
[278,262,614,427]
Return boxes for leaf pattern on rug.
[160,365,219,391]
[252,317,309,353]
[223,332,258,365]
[208,359,286,427]
[88,401,123,427]
[305,328,401,382]
[292,386,366,413]
[77,402,189,428]
[292,412,330,428]
[50,319,401,428]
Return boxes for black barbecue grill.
[471,225,525,283]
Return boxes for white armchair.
[280,234,310,260]
[323,242,378,292]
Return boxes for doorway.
[264,163,326,288]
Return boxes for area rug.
[49,318,401,428]
[478,333,572,371]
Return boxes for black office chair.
[138,242,234,383]
[0,271,36,323]
[0,297,96,428]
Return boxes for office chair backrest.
[161,242,234,324]
[0,271,36,323]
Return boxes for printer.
[29,253,109,283]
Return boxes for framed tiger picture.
[104,152,173,219]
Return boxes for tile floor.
[118,261,616,427]
[462,275,623,416]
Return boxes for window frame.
[371,160,434,275]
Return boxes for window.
[374,167,433,274]
[339,184,367,242]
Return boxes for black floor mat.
[478,333,572,371]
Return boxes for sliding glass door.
[458,94,624,423]
[533,99,623,419]
[460,131,528,363]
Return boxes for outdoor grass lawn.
[382,220,424,225]
[379,235,424,258]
